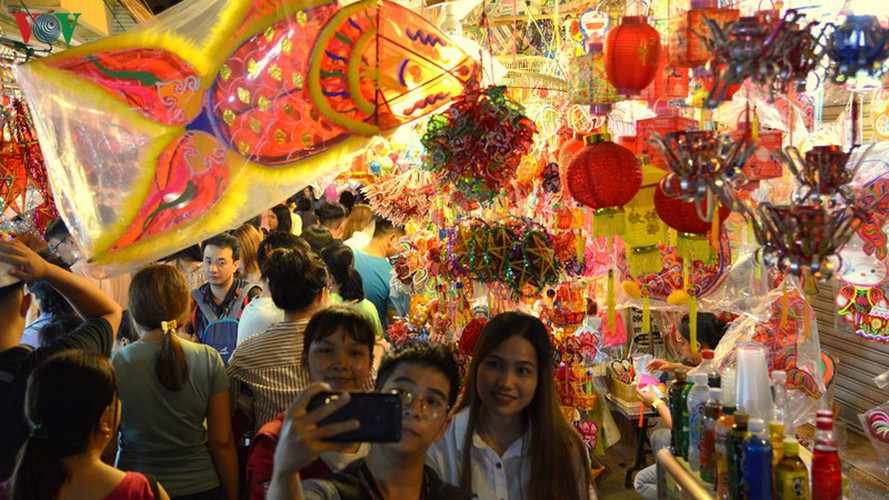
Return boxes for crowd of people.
[0,193,599,500]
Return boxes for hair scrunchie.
[160,320,178,335]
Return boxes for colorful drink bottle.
[811,415,842,500]
[742,418,773,500]
[687,373,710,472]
[728,411,750,500]
[715,403,736,499]
[670,370,688,455]
[776,438,809,500]
[701,387,722,483]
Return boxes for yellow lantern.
[620,160,667,275]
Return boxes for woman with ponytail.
[5,350,170,499]
[320,242,383,338]
[112,265,238,500]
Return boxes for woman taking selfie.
[428,312,594,499]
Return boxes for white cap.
[749,418,766,433]
[0,261,21,288]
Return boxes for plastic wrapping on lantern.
[699,240,772,321]
[712,276,826,432]
[860,401,889,477]
[15,0,477,273]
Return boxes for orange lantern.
[604,16,662,96]
[634,113,697,169]
[674,0,740,68]
[566,134,642,236]
[641,56,690,103]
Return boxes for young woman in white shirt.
[427,312,594,499]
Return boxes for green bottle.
[776,438,809,500]
[670,371,688,456]
[680,373,693,460]
[728,411,750,500]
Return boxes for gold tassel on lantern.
[607,269,615,331]
[642,286,651,334]
[710,200,721,251]
[620,161,667,276]
[688,290,698,354]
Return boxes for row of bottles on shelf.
[667,349,842,499]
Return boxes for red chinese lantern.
[654,179,730,260]
[604,16,662,96]
[559,135,586,169]
[567,134,642,236]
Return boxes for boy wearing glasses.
[268,341,472,499]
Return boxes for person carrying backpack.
[189,233,261,366]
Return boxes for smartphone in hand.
[307,391,402,442]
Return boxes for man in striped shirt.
[227,245,329,433]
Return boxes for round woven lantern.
[604,16,662,96]
[566,134,642,236]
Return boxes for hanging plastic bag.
[858,369,889,477]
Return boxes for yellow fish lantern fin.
[308,0,476,136]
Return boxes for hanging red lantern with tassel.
[604,16,662,96]
[566,134,642,237]
[654,179,730,262]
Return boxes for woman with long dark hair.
[428,312,594,499]
[320,242,383,338]
[269,204,293,235]
[113,265,238,499]
[6,350,170,500]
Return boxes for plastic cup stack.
[735,345,773,423]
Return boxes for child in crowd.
[267,341,471,499]
[228,246,329,433]
[246,305,377,499]
[633,312,729,499]
[427,311,594,499]
[113,265,238,500]
[3,350,169,499]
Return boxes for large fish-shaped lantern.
[16,0,476,268]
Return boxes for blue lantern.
[825,15,889,83]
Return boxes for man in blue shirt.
[352,217,404,331]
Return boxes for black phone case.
[307,391,402,442]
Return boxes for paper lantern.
[730,126,784,183]
[569,42,620,113]
[674,0,739,68]
[654,179,730,260]
[640,55,690,103]
[559,135,586,169]
[621,161,667,275]
[604,16,662,96]
[634,114,697,168]
[566,134,642,236]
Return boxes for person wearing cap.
[0,237,122,481]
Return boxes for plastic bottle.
[742,418,773,500]
[697,349,721,388]
[811,415,842,500]
[715,403,736,499]
[687,372,710,471]
[776,438,809,500]
[772,370,788,428]
[769,420,785,491]
[701,387,722,483]
[670,370,688,455]
[680,372,693,460]
[728,411,750,500]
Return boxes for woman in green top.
[320,242,384,339]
